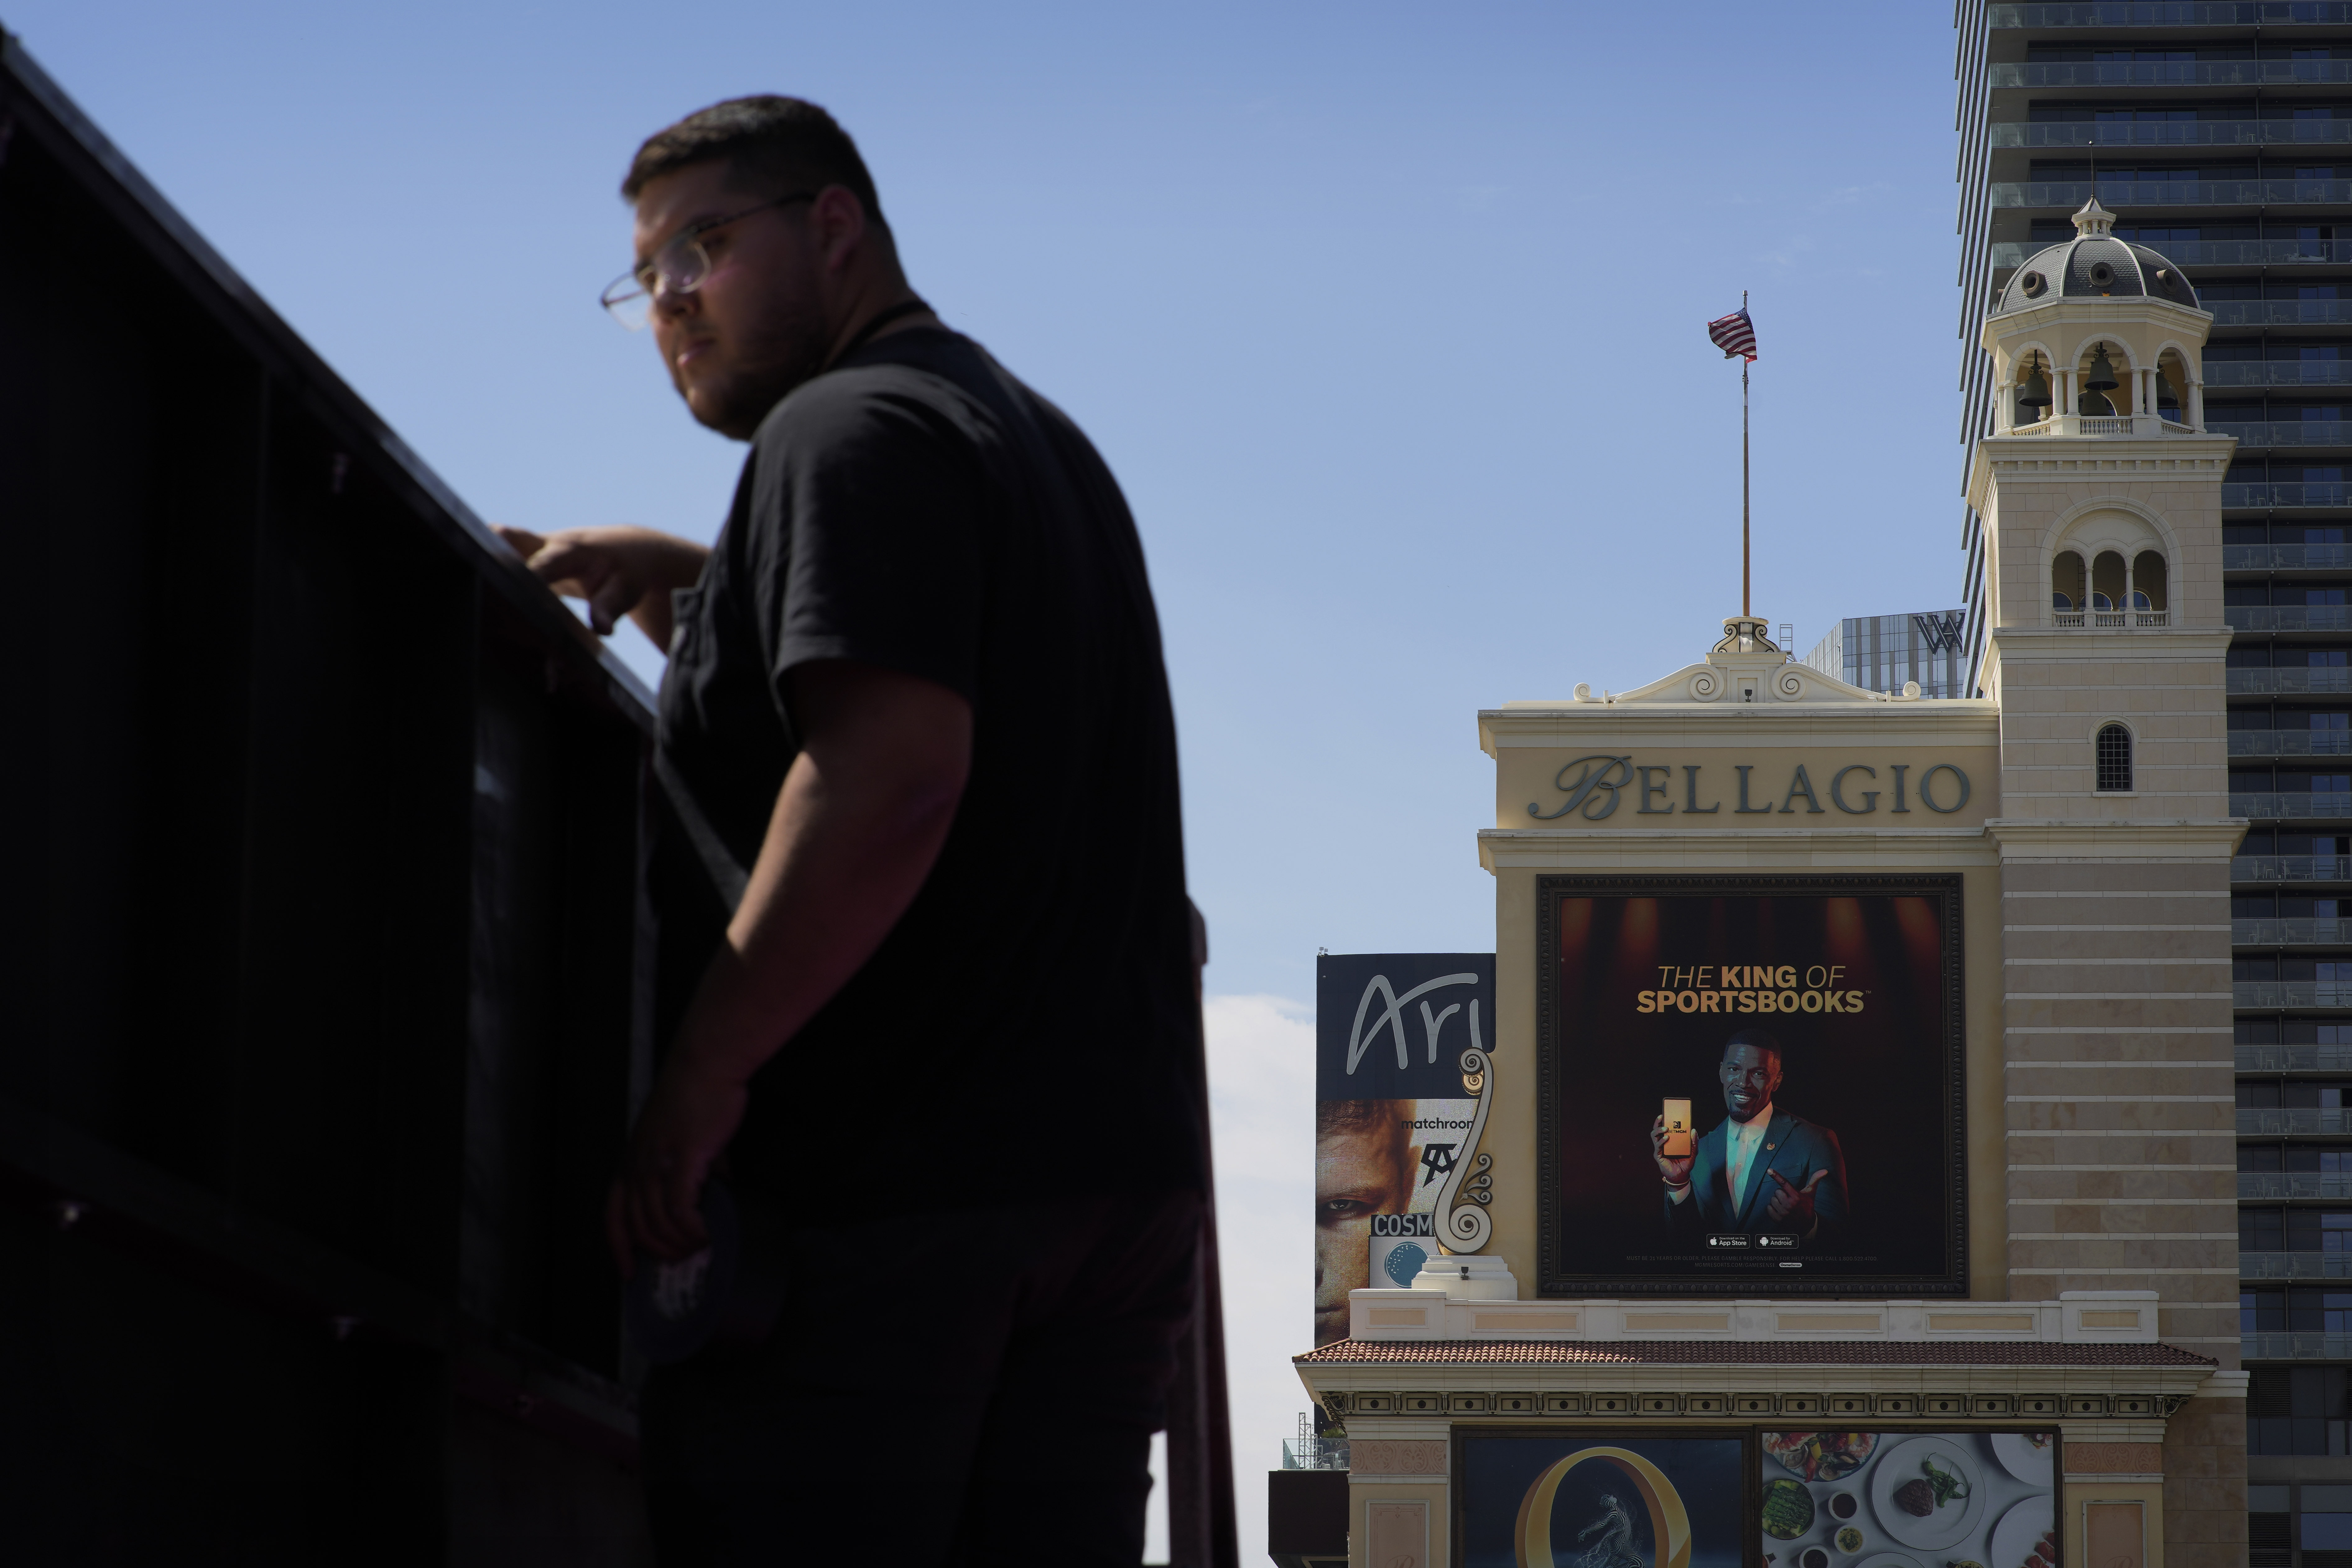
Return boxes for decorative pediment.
[1582,617,1906,706]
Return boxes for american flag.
[1707,307,1757,361]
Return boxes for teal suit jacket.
[1663,1110,1849,1242]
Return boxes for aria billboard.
[1534,876,1965,1296]
[1314,952,1494,1347]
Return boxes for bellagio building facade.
[1289,202,2251,1568]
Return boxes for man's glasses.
[600,192,815,330]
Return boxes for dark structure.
[0,32,662,1564]
[1957,8,2352,1562]
[1266,1468,1349,1568]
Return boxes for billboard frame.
[1532,872,1968,1298]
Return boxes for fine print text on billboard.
[1314,952,1494,1348]
[1535,876,1965,1296]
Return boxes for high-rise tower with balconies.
[1962,8,2352,1561]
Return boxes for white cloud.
[1146,992,1321,1564]
[1207,992,1318,1563]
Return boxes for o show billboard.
[1314,952,1494,1347]
[1534,876,1965,1296]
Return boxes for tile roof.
[1295,1339,2216,1367]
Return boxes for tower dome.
[1991,198,2200,315]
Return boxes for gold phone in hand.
[1661,1098,1693,1158]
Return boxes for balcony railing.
[2211,302,2352,327]
[2238,980,2352,1006]
[2226,606,2352,629]
[2241,1172,2352,1198]
[2051,608,2171,626]
[2230,667,2352,692]
[1993,2,2352,22]
[1994,179,2352,208]
[2230,730,2352,756]
[1998,242,2352,269]
[2225,483,2352,509]
[1993,62,2352,88]
[2234,854,2352,879]
[2225,544,2352,569]
[2244,1331,2352,1360]
[2232,793,2352,817]
[2240,1108,2352,1132]
[1993,120,2352,150]
[2236,918,2352,944]
[2211,363,2352,389]
[1281,1438,1350,1472]
[2213,422,2352,446]
[2239,1044,2352,1071]
[2243,1250,2352,1277]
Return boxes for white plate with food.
[1764,1431,1881,1483]
[1989,1431,2057,1488]
[1853,1554,1924,1568]
[1868,1435,1988,1550]
[1986,1494,2058,1568]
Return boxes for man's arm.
[494,524,710,645]
[609,659,973,1268]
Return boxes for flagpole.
[1741,288,1751,620]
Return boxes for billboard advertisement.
[1534,876,1964,1296]
[1314,952,1494,1347]
[1758,1431,2056,1568]
[1459,1433,1745,1568]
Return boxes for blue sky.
[13,0,1967,1550]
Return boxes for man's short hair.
[1722,1028,1784,1064]
[621,95,887,233]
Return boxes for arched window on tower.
[2054,550,2086,621]
[2096,723,2134,793]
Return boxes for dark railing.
[2226,665,2352,691]
[1993,179,2352,207]
[2232,793,2352,816]
[2244,1331,2352,1359]
[1993,120,2352,149]
[2213,422,2352,447]
[2211,302,2352,327]
[2237,980,2352,1006]
[2226,606,2352,629]
[2234,854,2352,879]
[1994,2,2352,21]
[1993,61,2352,88]
[2242,1108,2352,1132]
[2237,1041,2352,1067]
[1996,241,2352,268]
[2,31,1242,1566]
[2224,544,2352,568]
[2208,363,2352,388]
[2228,730,2352,756]
[2223,483,2352,509]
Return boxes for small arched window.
[2096,723,2133,793]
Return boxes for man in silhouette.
[1648,1028,1848,1243]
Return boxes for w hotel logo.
[1911,611,1965,654]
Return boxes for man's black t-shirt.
[652,327,1203,1214]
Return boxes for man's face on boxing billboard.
[1313,1101,1413,1345]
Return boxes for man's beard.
[682,307,835,439]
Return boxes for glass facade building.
[1801,608,1972,697]
[1958,6,2352,1561]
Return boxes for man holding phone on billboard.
[1648,1029,1850,1244]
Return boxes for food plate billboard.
[1534,876,1965,1296]
[1313,952,1493,1347]
[1760,1431,2057,1568]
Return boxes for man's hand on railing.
[494,525,710,645]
